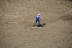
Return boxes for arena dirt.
[0,0,72,48]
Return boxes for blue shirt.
[36,15,40,20]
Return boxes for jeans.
[34,20,40,26]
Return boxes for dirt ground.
[0,0,72,48]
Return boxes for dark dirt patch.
[60,15,72,21]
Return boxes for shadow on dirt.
[33,23,46,27]
[37,23,46,27]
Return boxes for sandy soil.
[0,0,72,48]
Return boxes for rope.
[58,10,72,17]
[52,10,72,21]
